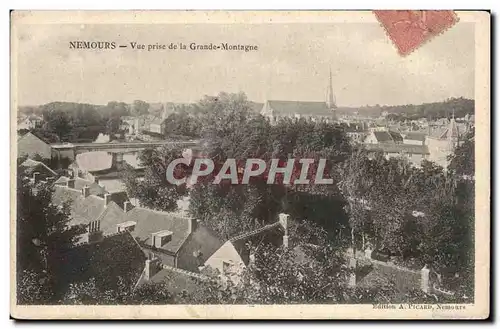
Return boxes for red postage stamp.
[374,10,459,56]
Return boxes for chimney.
[279,213,289,249]
[421,265,430,293]
[66,179,75,189]
[112,153,124,168]
[87,220,103,243]
[348,257,357,287]
[88,220,100,232]
[82,185,90,197]
[248,249,256,267]
[93,176,100,185]
[124,201,133,212]
[144,255,162,280]
[33,171,40,183]
[104,193,112,206]
[188,217,197,234]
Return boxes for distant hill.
[336,97,474,120]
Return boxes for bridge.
[50,139,202,162]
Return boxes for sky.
[15,22,475,107]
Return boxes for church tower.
[447,110,459,151]
[326,67,337,110]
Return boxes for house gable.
[18,132,52,159]
[203,241,245,275]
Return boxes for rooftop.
[126,208,191,254]
[52,184,129,228]
[176,224,224,273]
[147,265,209,295]
[364,143,430,155]
[404,132,426,142]
[265,100,335,117]
[371,130,403,143]
[54,176,107,196]
[19,158,58,177]
[229,222,285,265]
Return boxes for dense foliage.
[17,165,85,304]
[24,100,147,142]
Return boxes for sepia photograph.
[10,10,490,319]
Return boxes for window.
[222,261,231,274]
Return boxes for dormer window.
[117,221,137,233]
[151,230,173,248]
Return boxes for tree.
[17,164,85,304]
[163,111,202,138]
[448,129,475,178]
[132,100,150,116]
[61,277,176,305]
[183,94,354,243]
[120,145,189,212]
[106,117,122,136]
[105,101,130,118]
[45,110,72,141]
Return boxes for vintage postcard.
[10,10,490,320]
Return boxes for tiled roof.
[52,185,83,207]
[177,224,224,272]
[439,119,460,139]
[372,131,393,142]
[388,131,403,142]
[149,117,165,125]
[364,143,430,155]
[19,131,52,145]
[96,202,127,235]
[68,195,107,226]
[266,100,335,117]
[229,222,284,265]
[149,265,207,295]
[126,208,190,254]
[20,158,58,176]
[54,176,107,196]
[428,127,447,139]
[52,186,107,226]
[404,132,426,142]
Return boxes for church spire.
[326,67,336,109]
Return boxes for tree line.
[19,100,151,142]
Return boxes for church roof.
[439,118,460,139]
[265,100,335,117]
